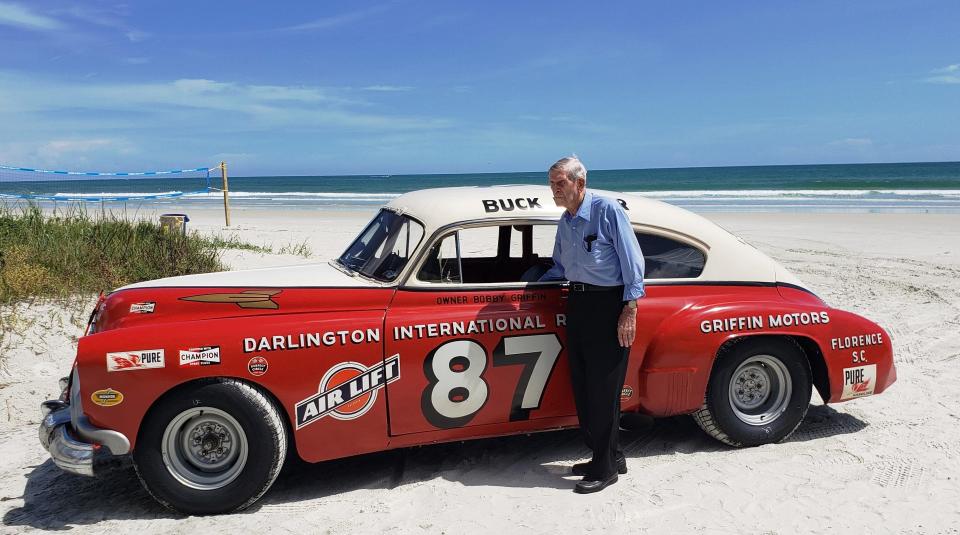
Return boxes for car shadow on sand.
[2,458,175,529]
[257,404,867,510]
[3,405,867,523]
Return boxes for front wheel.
[693,337,811,447]
[133,379,287,515]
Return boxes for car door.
[385,221,576,436]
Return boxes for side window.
[636,232,705,279]
[417,224,558,284]
[418,234,461,283]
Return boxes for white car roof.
[388,185,804,287]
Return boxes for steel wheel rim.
[728,354,792,426]
[161,407,248,490]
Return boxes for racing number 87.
[420,333,563,429]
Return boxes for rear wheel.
[693,337,811,447]
[133,379,287,515]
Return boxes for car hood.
[92,263,393,333]
[119,261,379,290]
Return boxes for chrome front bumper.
[38,372,131,477]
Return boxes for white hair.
[549,156,587,183]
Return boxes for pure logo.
[841,364,877,400]
[106,349,165,372]
[295,355,400,429]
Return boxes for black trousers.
[567,285,630,479]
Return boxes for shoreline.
[7,196,960,215]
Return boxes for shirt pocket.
[588,234,615,262]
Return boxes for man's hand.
[617,305,637,347]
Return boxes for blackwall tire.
[133,379,287,515]
[693,337,811,447]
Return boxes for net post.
[220,161,231,227]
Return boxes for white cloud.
[0,71,451,134]
[923,64,960,84]
[48,5,149,42]
[0,138,136,170]
[0,2,62,30]
[924,75,960,84]
[362,85,414,92]
[829,138,874,147]
[126,30,150,42]
[279,4,394,32]
[41,138,122,154]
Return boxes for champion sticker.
[295,355,400,429]
[90,388,124,407]
[248,356,268,376]
[106,349,165,372]
[179,346,221,367]
[129,302,155,314]
[841,364,877,400]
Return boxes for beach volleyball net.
[0,164,213,202]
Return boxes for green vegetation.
[206,234,273,254]
[277,240,313,258]
[0,204,247,303]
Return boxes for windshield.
[337,209,425,282]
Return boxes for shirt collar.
[574,191,593,222]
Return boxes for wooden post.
[220,161,231,227]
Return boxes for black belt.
[569,282,623,292]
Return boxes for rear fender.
[636,301,835,416]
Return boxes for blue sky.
[0,0,958,176]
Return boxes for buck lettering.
[482,197,542,213]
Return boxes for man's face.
[549,169,583,212]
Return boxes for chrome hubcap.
[728,355,792,426]
[162,407,248,490]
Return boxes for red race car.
[38,186,896,514]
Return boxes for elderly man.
[541,156,645,494]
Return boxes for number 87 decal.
[421,333,563,429]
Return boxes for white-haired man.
[541,156,645,494]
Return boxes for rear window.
[636,232,705,279]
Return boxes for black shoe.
[574,474,618,494]
[571,454,627,477]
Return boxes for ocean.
[3,161,960,213]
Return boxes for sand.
[2,208,959,534]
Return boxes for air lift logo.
[841,364,877,400]
[295,355,400,429]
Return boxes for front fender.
[75,308,389,461]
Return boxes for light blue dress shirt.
[540,191,646,301]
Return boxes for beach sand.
[2,208,959,533]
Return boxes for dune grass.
[0,204,238,304]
